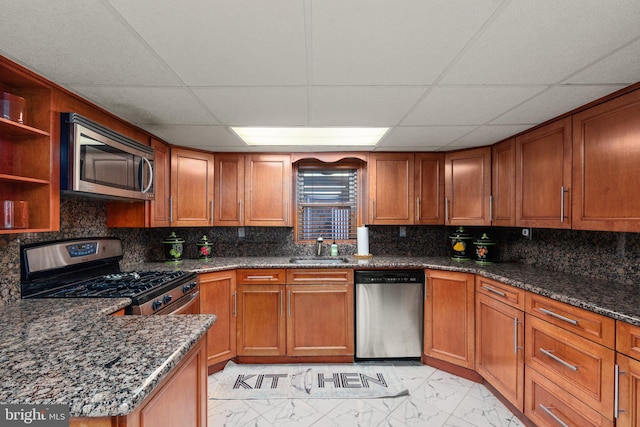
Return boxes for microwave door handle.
[141,157,153,194]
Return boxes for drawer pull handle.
[482,285,506,297]
[539,308,579,325]
[539,348,578,371]
[246,275,275,280]
[539,404,569,427]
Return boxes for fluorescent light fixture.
[231,127,389,146]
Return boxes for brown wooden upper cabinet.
[213,153,244,226]
[0,57,58,233]
[444,147,492,226]
[572,89,640,232]
[515,118,572,229]
[244,154,291,226]
[491,139,516,227]
[415,153,445,225]
[368,153,415,225]
[170,147,215,226]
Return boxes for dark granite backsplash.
[0,198,638,305]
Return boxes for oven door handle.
[158,291,200,315]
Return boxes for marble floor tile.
[207,363,521,427]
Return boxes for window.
[295,164,359,242]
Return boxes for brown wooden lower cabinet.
[616,353,640,427]
[525,366,613,427]
[237,283,286,356]
[200,271,237,367]
[424,269,475,369]
[525,314,615,420]
[70,336,208,427]
[475,292,524,411]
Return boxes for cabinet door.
[148,138,171,227]
[286,284,354,356]
[415,153,444,225]
[424,270,475,368]
[368,153,415,224]
[444,147,491,226]
[236,284,286,356]
[572,89,640,232]
[214,153,244,226]
[245,154,291,226]
[516,118,571,228]
[476,293,524,411]
[200,271,236,367]
[491,139,516,227]
[616,353,640,427]
[170,147,214,226]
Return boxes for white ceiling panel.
[193,87,309,126]
[140,125,245,151]
[312,0,504,85]
[378,126,477,150]
[447,125,532,148]
[310,86,426,126]
[442,0,640,85]
[403,86,545,126]
[107,0,308,86]
[0,0,179,87]
[565,38,640,85]
[491,85,627,125]
[70,86,217,125]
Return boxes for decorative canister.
[449,227,473,261]
[197,235,212,260]
[474,233,497,264]
[162,231,184,262]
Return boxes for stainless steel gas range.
[20,237,199,315]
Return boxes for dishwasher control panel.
[355,270,424,284]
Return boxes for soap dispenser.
[330,241,338,257]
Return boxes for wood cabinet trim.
[286,269,354,284]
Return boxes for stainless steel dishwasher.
[355,270,424,359]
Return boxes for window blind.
[296,168,357,241]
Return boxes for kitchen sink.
[289,257,350,265]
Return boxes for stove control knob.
[152,300,163,311]
[163,295,173,304]
[182,285,191,294]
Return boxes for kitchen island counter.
[139,256,640,326]
[0,298,215,418]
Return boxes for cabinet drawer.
[617,320,640,361]
[286,269,353,285]
[475,276,524,309]
[237,269,286,284]
[525,314,615,419]
[525,366,613,427]
[526,293,615,348]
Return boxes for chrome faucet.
[316,236,324,257]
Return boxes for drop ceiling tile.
[378,126,476,150]
[403,86,545,126]
[192,87,309,126]
[140,125,245,150]
[441,0,640,85]
[310,86,426,126]
[0,0,179,86]
[448,125,533,148]
[565,38,640,84]
[491,85,627,125]
[70,86,217,125]
[107,0,307,86]
[312,0,503,85]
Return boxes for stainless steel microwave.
[60,113,155,201]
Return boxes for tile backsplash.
[1,197,638,305]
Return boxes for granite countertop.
[140,255,640,326]
[0,298,215,418]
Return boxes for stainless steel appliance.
[60,113,155,201]
[20,238,198,315]
[355,270,424,359]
